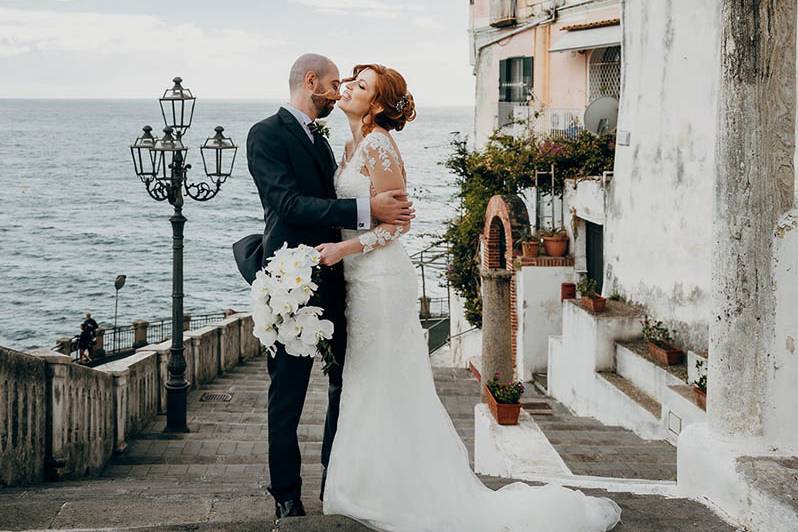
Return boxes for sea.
[0,100,473,351]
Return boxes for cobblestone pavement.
[0,356,734,531]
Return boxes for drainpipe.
[472,13,555,75]
[471,0,613,73]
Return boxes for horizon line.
[0,97,475,108]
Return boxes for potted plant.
[485,372,525,425]
[576,277,606,312]
[693,359,707,410]
[521,232,540,258]
[641,316,684,365]
[541,228,569,257]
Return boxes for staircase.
[594,341,706,444]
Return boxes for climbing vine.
[442,127,615,327]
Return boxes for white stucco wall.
[515,265,575,381]
[605,0,719,351]
[448,291,483,369]
[764,210,798,445]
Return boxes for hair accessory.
[394,94,409,113]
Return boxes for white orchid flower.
[277,317,302,345]
[284,337,316,357]
[253,304,278,328]
[253,323,277,349]
[269,289,299,317]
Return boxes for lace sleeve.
[357,132,408,254]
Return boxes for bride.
[315,64,621,532]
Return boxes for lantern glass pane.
[200,127,237,179]
[131,145,157,179]
[159,94,195,134]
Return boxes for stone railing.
[0,312,259,487]
[0,346,48,486]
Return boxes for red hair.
[345,64,416,135]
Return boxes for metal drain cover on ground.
[200,392,233,402]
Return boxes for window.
[498,56,532,129]
[589,46,621,102]
[499,56,533,102]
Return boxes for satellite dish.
[584,96,619,135]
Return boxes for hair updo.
[346,63,416,135]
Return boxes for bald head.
[289,53,337,94]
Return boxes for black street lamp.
[130,77,237,433]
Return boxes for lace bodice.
[335,131,407,253]
[335,130,404,199]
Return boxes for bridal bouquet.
[251,243,335,370]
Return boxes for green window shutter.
[523,56,533,99]
[499,58,509,102]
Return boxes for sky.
[0,0,475,106]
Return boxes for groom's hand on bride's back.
[371,189,415,225]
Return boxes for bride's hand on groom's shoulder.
[371,189,415,226]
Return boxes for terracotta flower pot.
[542,235,569,257]
[693,386,707,410]
[561,282,576,301]
[521,240,539,258]
[647,341,685,366]
[485,386,521,425]
[580,295,607,313]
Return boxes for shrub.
[442,127,615,328]
[695,359,707,392]
[641,315,673,346]
[576,277,599,298]
[486,372,525,404]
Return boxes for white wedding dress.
[323,131,621,532]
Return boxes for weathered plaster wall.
[515,265,575,380]
[765,210,798,445]
[606,0,719,350]
[0,347,47,486]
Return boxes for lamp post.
[113,274,126,353]
[130,77,237,433]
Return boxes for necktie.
[308,121,320,139]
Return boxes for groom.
[233,53,414,518]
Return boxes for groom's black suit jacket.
[233,106,356,361]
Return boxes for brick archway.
[481,195,530,375]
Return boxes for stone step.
[598,372,662,419]
[532,371,548,394]
[615,341,688,405]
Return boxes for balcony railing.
[490,0,517,28]
[530,107,585,139]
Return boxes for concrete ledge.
[678,423,798,532]
[474,403,571,479]
[616,343,687,401]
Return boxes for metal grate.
[589,46,621,102]
[200,392,232,402]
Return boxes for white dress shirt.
[281,104,371,230]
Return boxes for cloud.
[0,7,281,59]
[290,0,424,21]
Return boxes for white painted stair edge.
[615,343,686,401]
[474,404,677,496]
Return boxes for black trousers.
[266,270,347,503]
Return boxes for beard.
[311,93,336,119]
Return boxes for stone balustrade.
[0,347,48,486]
[0,312,259,487]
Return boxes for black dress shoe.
[275,498,306,519]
